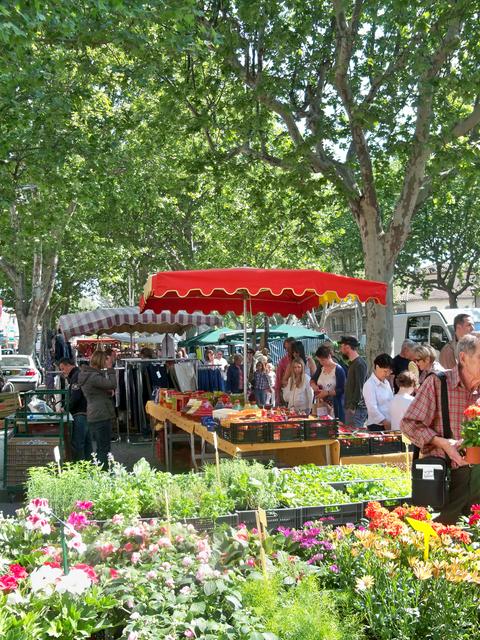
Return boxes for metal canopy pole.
[243,295,248,403]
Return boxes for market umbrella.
[140,268,387,399]
[59,306,222,340]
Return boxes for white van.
[393,308,480,354]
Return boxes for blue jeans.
[345,406,368,428]
[254,389,267,407]
[89,419,112,469]
[71,414,93,462]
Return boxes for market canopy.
[141,268,387,315]
[59,307,222,340]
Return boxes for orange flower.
[463,405,480,419]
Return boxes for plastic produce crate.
[304,419,339,440]
[270,420,305,442]
[300,502,363,527]
[339,437,370,457]
[237,508,301,531]
[183,513,239,533]
[363,497,412,515]
[369,435,404,455]
[220,422,271,444]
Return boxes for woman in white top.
[362,353,394,431]
[282,357,313,414]
[389,371,417,431]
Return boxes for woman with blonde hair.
[282,357,314,414]
[412,343,444,385]
[78,349,117,468]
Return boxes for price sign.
[406,516,437,561]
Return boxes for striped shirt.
[401,367,478,469]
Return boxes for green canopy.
[179,324,327,349]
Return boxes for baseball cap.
[338,335,360,348]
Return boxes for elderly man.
[401,332,480,524]
[439,313,474,369]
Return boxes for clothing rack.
[122,357,197,444]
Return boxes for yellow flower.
[355,575,375,592]
[412,561,433,580]
[444,560,470,583]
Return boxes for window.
[406,315,429,344]
[430,325,449,351]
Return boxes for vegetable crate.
[270,421,305,442]
[303,419,338,440]
[237,508,301,532]
[220,422,271,444]
[300,502,363,527]
[0,392,19,420]
[368,435,404,455]
[339,437,370,457]
[183,514,239,533]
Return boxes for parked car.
[0,354,41,392]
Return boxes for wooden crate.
[5,437,60,489]
[0,392,19,420]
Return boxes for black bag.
[411,372,451,510]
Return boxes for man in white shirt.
[214,350,229,380]
[389,371,416,431]
[362,353,394,431]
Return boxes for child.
[253,360,272,408]
[265,362,276,407]
[389,371,416,431]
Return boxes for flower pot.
[465,446,480,464]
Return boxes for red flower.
[8,564,28,580]
[405,506,429,521]
[468,513,480,526]
[73,563,98,583]
[471,504,480,513]
[463,405,480,419]
[0,574,18,592]
[43,561,61,569]
[109,568,120,579]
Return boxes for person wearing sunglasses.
[412,343,445,386]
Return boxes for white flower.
[128,632,139,640]
[56,569,91,595]
[180,585,191,595]
[67,535,87,555]
[7,591,26,605]
[130,612,141,621]
[30,565,63,595]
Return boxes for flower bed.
[2,497,479,639]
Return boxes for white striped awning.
[59,307,222,340]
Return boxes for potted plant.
[461,404,480,464]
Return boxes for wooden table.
[341,451,413,467]
[146,401,340,470]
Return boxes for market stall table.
[146,401,340,470]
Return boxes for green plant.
[240,572,364,640]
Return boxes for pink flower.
[112,514,124,524]
[98,542,116,559]
[165,578,175,589]
[67,512,90,530]
[180,585,191,595]
[196,550,211,563]
[124,526,144,539]
[109,568,120,579]
[148,543,159,555]
[195,564,214,582]
[182,556,194,568]
[0,575,18,592]
[175,535,185,543]
[8,564,28,580]
[195,539,210,553]
[123,542,134,553]
[131,552,141,565]
[27,498,50,512]
[26,513,51,535]
[67,535,87,554]
[128,633,139,640]
[146,570,157,579]
[73,564,98,583]
[185,629,195,638]
[158,537,172,548]
[234,527,249,542]
[246,557,256,567]
[75,501,93,511]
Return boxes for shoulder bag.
[411,371,452,510]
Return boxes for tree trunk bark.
[16,310,39,355]
[448,291,458,308]
[355,200,395,366]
